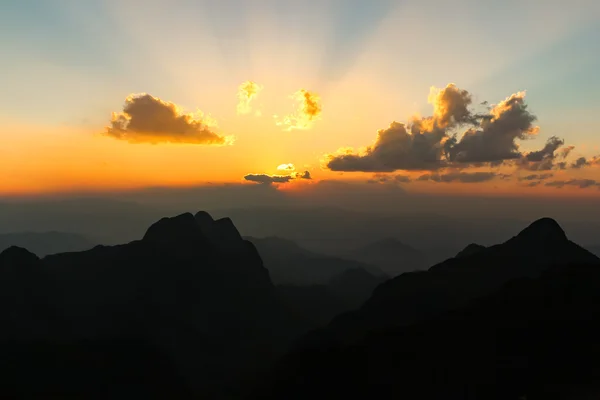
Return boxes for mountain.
[585,244,600,257]
[0,211,306,398]
[0,231,95,257]
[317,218,599,344]
[278,268,388,327]
[266,262,600,400]
[246,236,383,285]
[455,243,486,258]
[344,237,427,276]
[258,218,600,399]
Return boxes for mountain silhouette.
[0,231,94,257]
[0,211,306,398]
[266,262,600,400]
[455,243,486,258]
[317,217,599,344]
[345,237,427,276]
[260,218,600,399]
[247,236,383,285]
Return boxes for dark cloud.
[244,170,312,185]
[545,179,600,189]
[518,173,553,181]
[449,92,539,163]
[524,136,564,162]
[526,181,542,187]
[106,94,230,145]
[571,156,600,169]
[324,85,567,173]
[326,84,476,172]
[518,136,567,171]
[419,171,497,183]
[367,173,412,184]
[244,174,293,184]
[326,122,448,172]
[294,171,312,180]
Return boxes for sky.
[1,0,600,199]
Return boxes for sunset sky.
[2,0,600,197]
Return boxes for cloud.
[559,145,575,159]
[449,92,539,163]
[571,156,600,169]
[518,136,566,171]
[367,173,412,184]
[244,174,294,184]
[545,179,600,189]
[326,121,448,172]
[518,173,553,181]
[293,170,312,180]
[277,163,296,172]
[324,84,558,173]
[395,175,412,183]
[237,81,263,115]
[275,89,322,131]
[419,171,497,183]
[244,170,312,185]
[326,84,477,172]
[526,181,542,187]
[106,94,230,145]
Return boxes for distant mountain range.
[0,232,94,257]
[343,237,428,276]
[246,236,384,285]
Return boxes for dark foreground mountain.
[586,244,600,258]
[257,218,600,399]
[0,231,94,257]
[0,211,307,399]
[343,237,427,276]
[246,236,383,285]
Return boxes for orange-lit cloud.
[236,81,263,116]
[277,163,295,171]
[324,84,576,177]
[244,169,312,185]
[105,93,232,145]
[275,89,322,131]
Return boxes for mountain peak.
[142,213,205,247]
[194,211,215,228]
[0,246,40,267]
[516,217,567,244]
[456,243,486,258]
